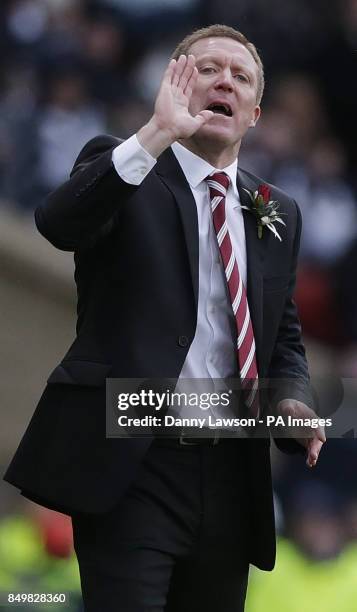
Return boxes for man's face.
[187,37,261,148]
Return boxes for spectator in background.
[81,14,129,105]
[9,67,105,211]
[240,74,357,346]
[315,0,357,171]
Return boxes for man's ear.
[249,105,261,128]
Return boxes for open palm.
[154,54,213,140]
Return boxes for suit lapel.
[237,169,267,371]
[155,148,199,308]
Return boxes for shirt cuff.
[111,134,157,185]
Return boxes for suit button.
[178,335,189,347]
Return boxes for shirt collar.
[171,141,239,198]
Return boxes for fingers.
[277,399,327,469]
[306,437,324,468]
[172,55,187,87]
[180,55,196,93]
[296,427,326,468]
[306,445,322,468]
[183,65,199,100]
[316,425,326,444]
[300,425,325,448]
[163,58,176,83]
[172,54,196,92]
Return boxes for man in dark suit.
[5,24,325,612]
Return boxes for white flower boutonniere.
[242,184,286,241]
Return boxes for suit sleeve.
[34,135,139,251]
[268,201,314,454]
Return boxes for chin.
[198,123,238,145]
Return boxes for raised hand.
[154,54,213,140]
[137,55,214,158]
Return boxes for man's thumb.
[196,110,214,124]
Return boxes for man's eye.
[200,66,216,74]
[235,74,249,82]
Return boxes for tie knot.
[206,172,230,195]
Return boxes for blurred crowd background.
[1,0,357,610]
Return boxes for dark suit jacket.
[4,135,312,570]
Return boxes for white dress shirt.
[112,135,248,420]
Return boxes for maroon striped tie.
[206,172,259,417]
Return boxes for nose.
[214,69,234,92]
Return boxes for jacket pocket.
[47,359,111,387]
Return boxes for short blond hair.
[172,24,264,104]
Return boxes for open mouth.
[206,103,233,117]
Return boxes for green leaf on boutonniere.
[242,186,286,241]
